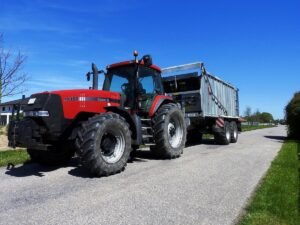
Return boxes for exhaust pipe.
[92,63,98,90]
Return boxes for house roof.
[0,97,30,106]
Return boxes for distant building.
[0,95,29,125]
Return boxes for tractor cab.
[102,52,164,113]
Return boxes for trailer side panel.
[200,73,239,118]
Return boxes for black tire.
[151,103,187,158]
[27,143,75,166]
[80,113,131,177]
[230,121,238,143]
[75,122,87,157]
[214,121,231,145]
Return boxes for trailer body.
[162,62,240,143]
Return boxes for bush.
[285,92,300,139]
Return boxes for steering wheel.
[121,83,128,92]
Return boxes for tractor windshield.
[103,65,163,94]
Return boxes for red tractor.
[8,51,187,176]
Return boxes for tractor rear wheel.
[151,103,186,158]
[27,143,75,166]
[80,113,131,177]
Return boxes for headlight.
[24,111,49,117]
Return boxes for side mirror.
[86,72,91,81]
[142,55,152,67]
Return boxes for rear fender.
[148,95,173,117]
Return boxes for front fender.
[148,95,173,117]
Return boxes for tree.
[0,33,28,102]
[252,109,261,123]
[244,106,252,124]
[285,92,300,139]
[244,106,252,118]
[260,112,274,123]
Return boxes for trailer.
[162,62,241,145]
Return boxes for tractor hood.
[26,89,121,120]
[49,89,120,101]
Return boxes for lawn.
[242,125,276,132]
[238,140,300,225]
[0,149,30,167]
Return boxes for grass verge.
[0,149,30,167]
[238,140,300,225]
[242,125,276,132]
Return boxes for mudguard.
[148,95,173,117]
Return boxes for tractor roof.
[107,60,161,73]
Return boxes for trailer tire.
[27,144,75,166]
[214,121,231,145]
[151,103,186,158]
[80,113,131,177]
[230,121,238,143]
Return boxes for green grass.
[242,125,276,132]
[0,149,30,167]
[238,140,300,225]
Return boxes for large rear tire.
[27,143,75,166]
[151,103,186,158]
[214,121,231,145]
[80,113,131,177]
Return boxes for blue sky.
[0,0,299,119]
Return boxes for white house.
[0,95,29,125]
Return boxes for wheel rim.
[233,127,237,140]
[167,116,183,148]
[100,129,125,164]
[226,126,231,141]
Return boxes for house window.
[2,107,5,111]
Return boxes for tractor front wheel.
[80,113,131,176]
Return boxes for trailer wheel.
[27,144,75,166]
[151,103,186,158]
[230,121,238,143]
[80,113,131,177]
[214,121,231,145]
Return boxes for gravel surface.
[0,126,286,225]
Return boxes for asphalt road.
[0,126,286,225]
